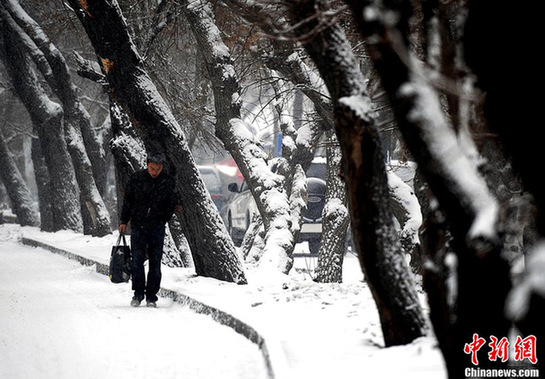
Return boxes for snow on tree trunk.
[271,81,313,247]
[315,132,349,283]
[66,123,111,236]
[0,128,39,227]
[183,0,302,274]
[5,0,107,194]
[347,0,511,374]
[241,213,263,262]
[66,0,246,284]
[387,170,423,271]
[0,11,82,233]
[287,0,427,346]
[3,0,111,236]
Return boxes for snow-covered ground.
[0,237,267,379]
[0,224,446,378]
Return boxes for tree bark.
[0,7,82,233]
[346,0,511,375]
[183,0,305,274]
[287,0,427,346]
[0,127,39,227]
[4,0,111,236]
[5,0,107,190]
[66,0,246,284]
[387,170,423,272]
[30,132,54,231]
[315,132,349,283]
[167,215,193,268]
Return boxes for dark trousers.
[130,225,165,302]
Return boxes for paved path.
[0,242,267,379]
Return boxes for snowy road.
[0,242,268,379]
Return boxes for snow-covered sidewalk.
[0,240,267,379]
[1,224,446,378]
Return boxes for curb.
[20,237,280,379]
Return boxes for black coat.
[120,169,178,228]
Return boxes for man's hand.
[119,224,127,234]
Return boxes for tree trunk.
[5,0,107,192]
[241,214,264,262]
[315,132,349,283]
[414,166,454,357]
[4,0,111,236]
[66,0,246,284]
[30,132,54,231]
[0,127,39,227]
[183,0,305,274]
[287,0,427,346]
[347,0,511,374]
[387,170,423,272]
[0,8,82,233]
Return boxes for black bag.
[109,233,131,283]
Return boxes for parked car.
[225,159,327,253]
[225,180,259,245]
[198,166,224,211]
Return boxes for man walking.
[119,152,178,307]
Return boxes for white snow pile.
[0,224,446,379]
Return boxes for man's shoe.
[146,301,157,308]
[130,297,142,307]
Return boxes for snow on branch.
[187,0,231,61]
[338,94,374,124]
[399,78,499,247]
[228,118,283,189]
